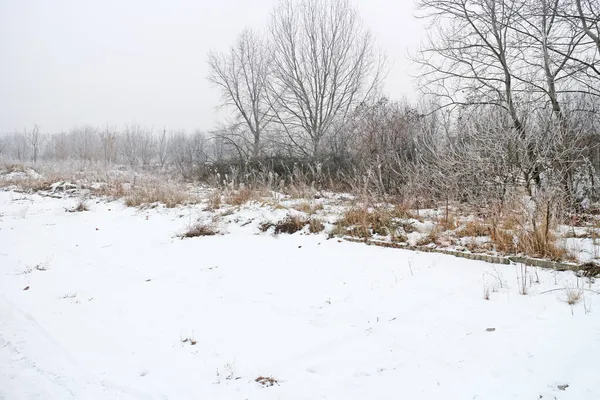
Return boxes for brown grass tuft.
[334,206,402,239]
[565,288,583,305]
[224,187,267,206]
[179,222,218,238]
[308,218,325,233]
[66,199,89,212]
[294,201,324,214]
[436,214,458,232]
[207,191,222,210]
[274,215,308,234]
[260,215,324,235]
[457,221,490,237]
[124,184,192,208]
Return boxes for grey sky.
[0,0,425,134]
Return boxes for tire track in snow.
[0,295,157,400]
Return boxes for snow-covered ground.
[1,190,599,400]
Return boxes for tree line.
[2,0,599,212]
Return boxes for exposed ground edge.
[342,236,581,272]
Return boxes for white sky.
[0,0,425,134]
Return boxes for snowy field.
[1,190,599,400]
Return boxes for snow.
[1,190,600,399]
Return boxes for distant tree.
[26,124,43,163]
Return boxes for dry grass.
[255,376,279,387]
[490,224,572,261]
[436,214,458,232]
[224,187,268,206]
[124,183,192,208]
[308,218,325,233]
[334,206,404,240]
[565,288,583,305]
[207,191,222,210]
[91,180,126,198]
[179,222,218,238]
[285,183,317,199]
[0,175,56,192]
[502,215,520,230]
[66,199,89,212]
[181,335,197,345]
[294,201,324,214]
[260,215,324,235]
[274,215,308,234]
[457,221,490,237]
[416,226,442,246]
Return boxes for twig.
[540,288,600,295]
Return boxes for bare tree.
[0,135,6,157]
[414,0,549,190]
[121,125,143,167]
[543,0,600,90]
[50,132,70,161]
[7,132,29,162]
[138,129,155,167]
[207,28,272,159]
[71,126,99,166]
[157,128,169,169]
[26,124,43,163]
[100,125,117,165]
[575,0,600,54]
[268,0,385,157]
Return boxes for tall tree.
[268,0,384,157]
[207,28,271,159]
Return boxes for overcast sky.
[0,0,425,134]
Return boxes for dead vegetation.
[260,214,325,234]
[308,218,325,233]
[457,221,490,237]
[181,334,197,345]
[565,288,583,305]
[333,206,409,241]
[65,199,89,212]
[179,222,219,238]
[294,201,324,214]
[124,183,193,208]
[207,190,222,210]
[223,187,268,206]
[273,215,308,234]
[255,376,279,387]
